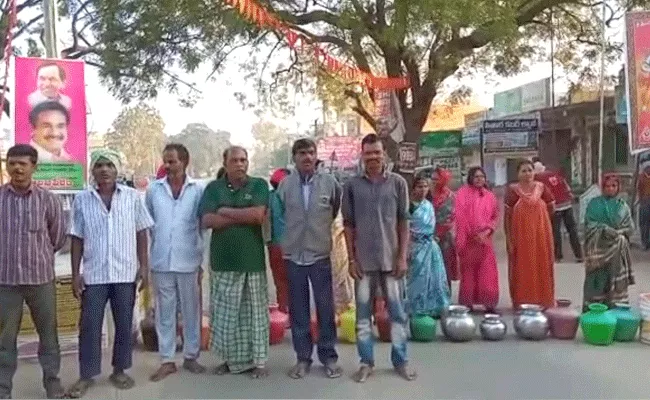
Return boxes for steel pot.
[514,304,549,340]
[480,314,507,341]
[442,305,476,342]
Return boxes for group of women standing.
[406,165,500,316]
[406,160,636,317]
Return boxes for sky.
[10,5,627,150]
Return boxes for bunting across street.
[221,0,411,90]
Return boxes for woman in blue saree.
[407,177,450,317]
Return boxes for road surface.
[11,236,650,399]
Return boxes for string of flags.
[222,0,411,90]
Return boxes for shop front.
[481,117,540,186]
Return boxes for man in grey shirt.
[277,138,342,379]
[342,133,416,383]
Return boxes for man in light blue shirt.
[145,143,206,382]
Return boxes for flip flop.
[288,362,310,379]
[67,379,94,399]
[44,378,65,399]
[395,364,417,381]
[249,366,269,379]
[352,365,373,383]
[109,372,135,390]
[182,359,206,374]
[324,363,342,379]
[213,363,230,375]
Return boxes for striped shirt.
[0,183,66,285]
[145,177,204,273]
[69,184,154,285]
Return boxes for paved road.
[11,238,650,399]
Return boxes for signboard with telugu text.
[316,136,360,170]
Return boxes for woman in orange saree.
[504,160,556,309]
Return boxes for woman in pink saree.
[455,167,499,311]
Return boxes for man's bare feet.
[249,366,269,379]
[150,362,177,382]
[212,363,230,375]
[183,359,206,374]
[395,363,417,381]
[288,361,310,379]
[352,365,373,383]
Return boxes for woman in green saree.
[583,173,635,311]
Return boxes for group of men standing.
[0,133,416,399]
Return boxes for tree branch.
[14,14,42,39]
[345,88,376,130]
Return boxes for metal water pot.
[514,304,549,340]
[480,314,507,341]
[442,305,476,342]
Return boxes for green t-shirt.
[199,176,269,273]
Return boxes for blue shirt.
[69,184,155,285]
[145,177,204,273]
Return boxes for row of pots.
[408,300,642,345]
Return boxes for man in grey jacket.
[276,138,342,380]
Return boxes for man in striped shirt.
[0,144,67,399]
[67,150,154,398]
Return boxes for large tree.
[250,120,291,176]
[105,103,166,175]
[9,0,646,140]
[169,123,232,177]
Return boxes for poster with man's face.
[14,57,87,190]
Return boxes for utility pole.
[43,0,58,57]
[597,0,606,187]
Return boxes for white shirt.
[145,177,204,273]
[30,141,73,163]
[69,184,154,285]
[28,91,72,109]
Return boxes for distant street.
[12,231,650,399]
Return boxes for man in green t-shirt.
[198,146,270,379]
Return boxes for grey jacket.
[277,171,341,264]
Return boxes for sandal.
[213,363,230,375]
[183,359,206,374]
[109,372,135,390]
[249,366,269,379]
[352,365,373,383]
[395,363,417,381]
[288,362,310,379]
[324,362,342,379]
[44,378,65,399]
[67,379,94,399]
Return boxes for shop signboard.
[492,78,551,117]
[397,142,417,173]
[481,118,539,154]
[418,131,462,182]
[316,136,360,170]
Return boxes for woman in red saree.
[505,160,556,309]
[430,167,459,287]
[455,167,499,311]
